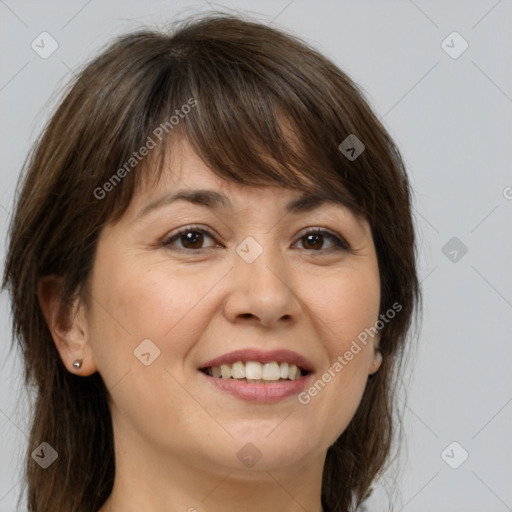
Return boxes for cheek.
[86,254,226,373]
[309,264,380,349]
[300,267,380,441]
[85,257,219,444]
[328,268,380,377]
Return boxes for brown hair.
[2,13,420,512]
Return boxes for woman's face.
[79,137,382,474]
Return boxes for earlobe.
[37,275,97,376]
[368,349,383,375]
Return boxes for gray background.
[1,1,511,511]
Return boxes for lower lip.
[198,371,313,403]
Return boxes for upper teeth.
[207,361,303,380]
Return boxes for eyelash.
[161,225,350,253]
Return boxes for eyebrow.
[134,189,333,221]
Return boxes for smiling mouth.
[200,361,310,383]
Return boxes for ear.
[368,335,383,375]
[37,275,98,376]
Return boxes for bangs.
[142,85,360,211]
[96,24,367,225]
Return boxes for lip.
[198,370,314,403]
[198,348,315,373]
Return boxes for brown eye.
[178,231,205,249]
[295,229,349,252]
[301,233,324,250]
[162,227,217,250]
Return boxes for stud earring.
[72,359,83,370]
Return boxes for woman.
[2,13,420,512]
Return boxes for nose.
[222,241,302,328]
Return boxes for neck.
[99,411,326,512]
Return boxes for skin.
[38,137,382,512]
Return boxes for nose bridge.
[225,232,299,325]
[237,233,289,293]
